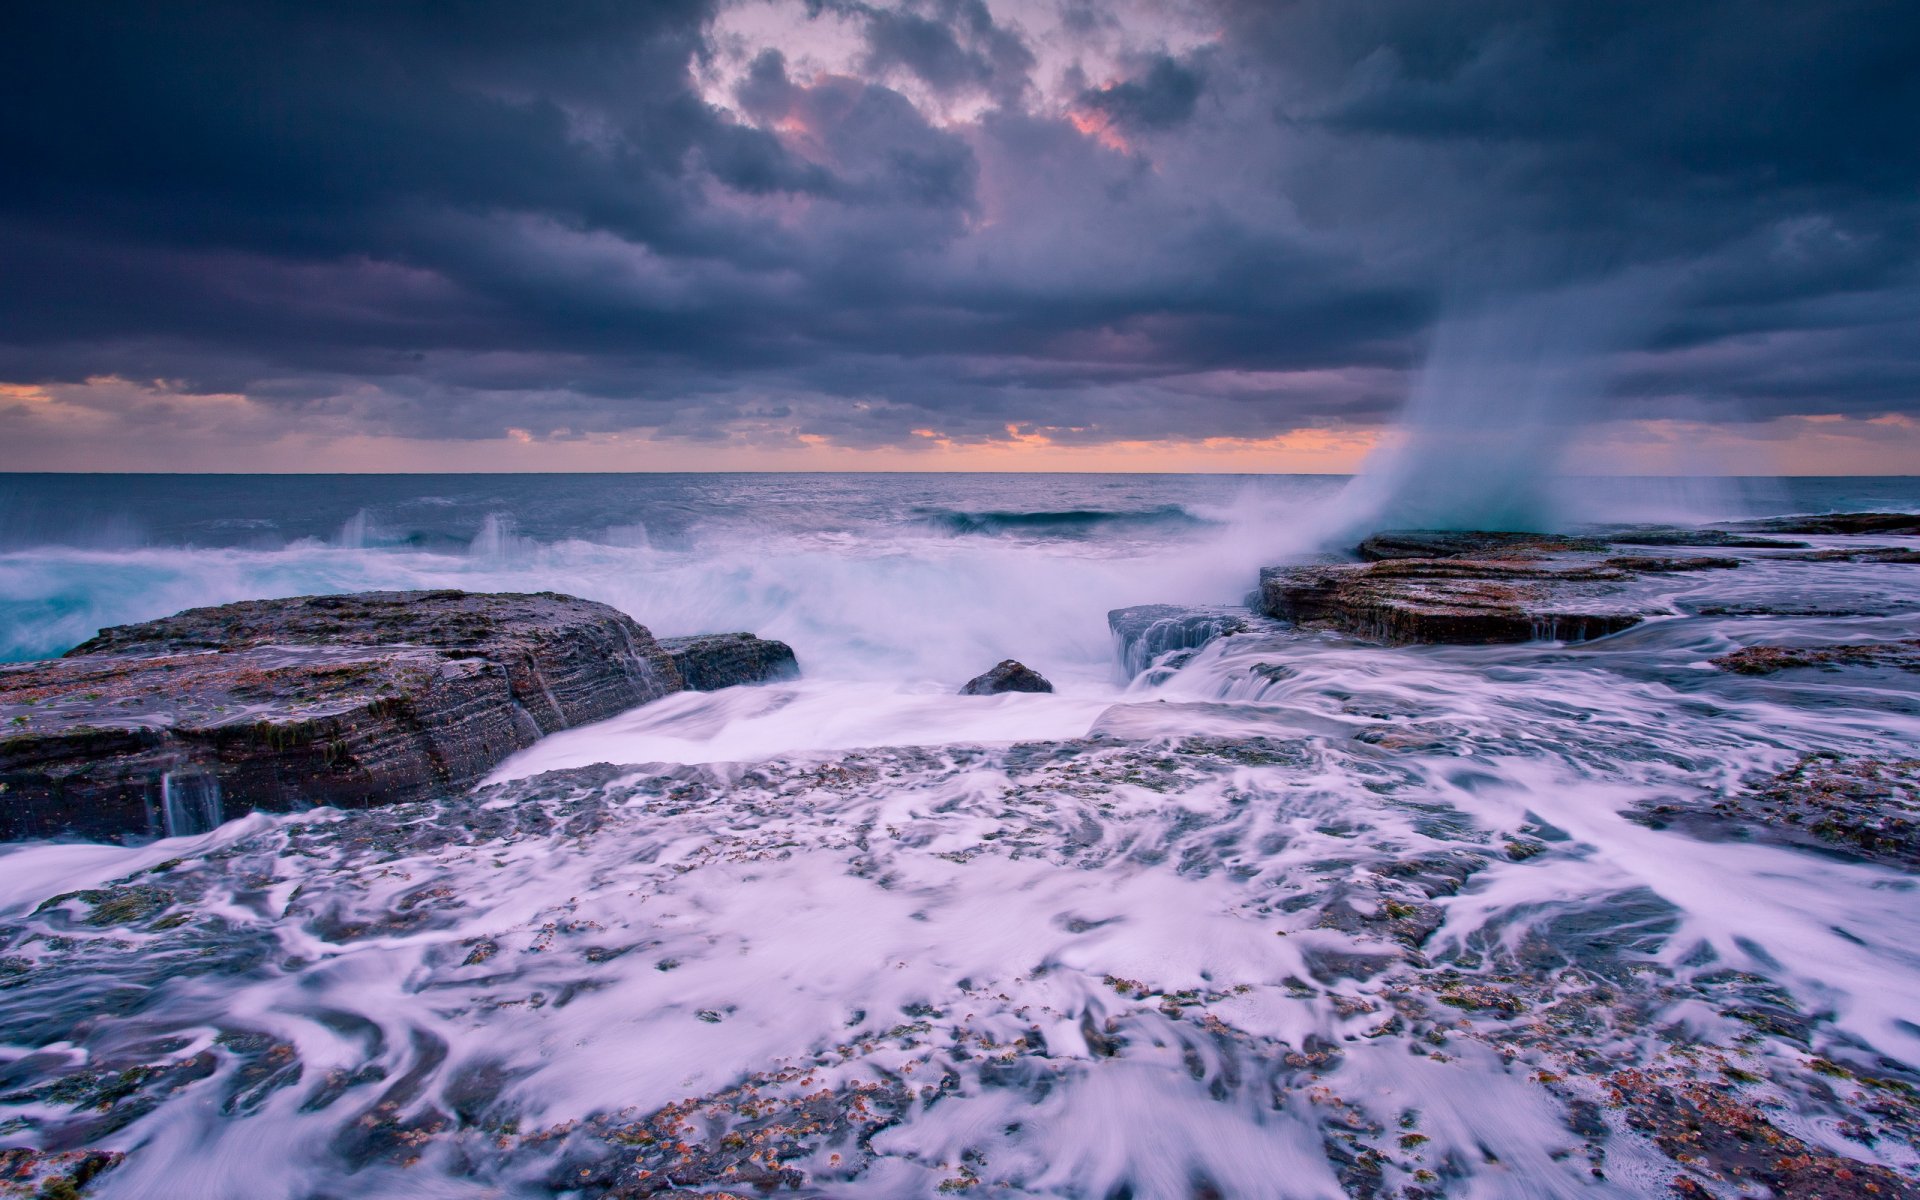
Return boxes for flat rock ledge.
[1259,556,1657,645]
[1254,525,1885,646]
[0,591,794,842]
[1711,640,1920,675]
[1734,510,1920,536]
[657,633,800,691]
[1356,530,1610,560]
[960,660,1053,695]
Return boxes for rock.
[1356,530,1607,561]
[1601,555,1741,572]
[1107,605,1254,680]
[1735,511,1920,536]
[1608,1069,1920,1198]
[1605,527,1808,549]
[1775,546,1920,564]
[1258,557,1651,645]
[1636,755,1920,874]
[1688,601,1897,617]
[960,660,1053,695]
[0,1148,124,1197]
[1,591,682,841]
[656,633,799,691]
[1710,640,1920,675]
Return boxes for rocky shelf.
[0,591,796,841]
[1258,555,1658,645]
[1257,515,1917,646]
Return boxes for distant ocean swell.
[910,505,1216,537]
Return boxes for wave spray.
[1333,274,1666,537]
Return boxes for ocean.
[1,471,1918,1197]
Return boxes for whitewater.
[2,471,1918,1198]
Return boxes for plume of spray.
[1327,273,1669,541]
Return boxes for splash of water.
[1333,277,1667,538]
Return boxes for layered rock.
[1600,555,1740,572]
[1735,511,1920,536]
[657,633,800,691]
[1776,546,1920,564]
[960,660,1053,695]
[1356,530,1607,561]
[1710,640,1920,675]
[1604,528,1807,549]
[1258,557,1654,645]
[1,591,685,841]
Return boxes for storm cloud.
[1,0,1915,460]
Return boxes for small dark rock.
[960,660,1054,695]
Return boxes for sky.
[2,0,1917,473]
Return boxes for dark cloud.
[0,0,1916,457]
[1080,54,1205,129]
[857,0,1035,105]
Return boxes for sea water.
[0,471,1917,1198]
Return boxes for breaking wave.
[912,505,1215,538]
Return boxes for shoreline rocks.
[1258,557,1654,645]
[657,633,800,691]
[1,591,796,842]
[1636,754,1920,871]
[1605,528,1807,549]
[1711,640,1920,675]
[1248,521,1910,647]
[1600,554,1740,572]
[960,660,1053,695]
[1735,511,1920,536]
[1777,545,1920,564]
[1356,530,1608,560]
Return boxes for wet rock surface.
[657,632,799,691]
[2,727,1916,1198]
[1356,530,1608,561]
[1711,640,1920,675]
[1735,511,1920,537]
[0,1148,124,1197]
[1258,556,1654,645]
[1600,554,1740,572]
[0,591,682,841]
[1255,522,1918,645]
[1637,755,1920,871]
[1777,545,1920,564]
[1604,528,1809,549]
[959,659,1054,695]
